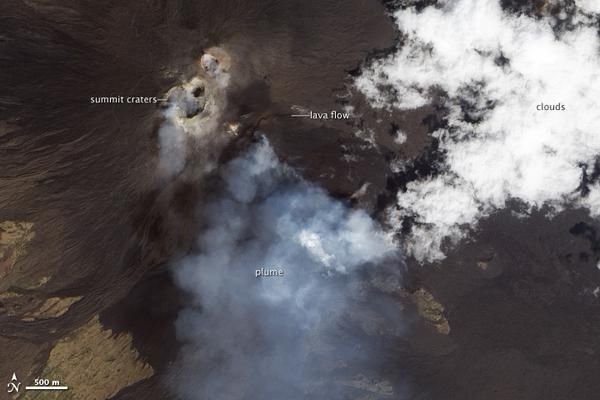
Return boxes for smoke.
[157,49,233,181]
[157,123,188,179]
[170,138,404,400]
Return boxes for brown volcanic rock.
[6,1,600,400]
[400,208,600,400]
[22,315,154,400]
[0,0,396,306]
[0,0,397,398]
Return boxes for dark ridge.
[494,51,511,68]
[455,81,497,125]
[421,104,449,132]
[375,137,445,213]
[192,85,205,97]
[379,0,402,12]
[577,157,600,197]
[590,157,600,184]
[501,0,596,37]
[374,102,448,229]
[389,122,401,137]
[569,222,600,254]
[578,163,591,197]
[500,0,547,18]
[346,43,402,78]
[546,0,584,36]
[344,6,408,79]
[100,269,181,372]
[380,0,440,13]
[356,0,442,84]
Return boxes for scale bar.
[26,386,69,390]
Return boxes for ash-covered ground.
[2,1,600,399]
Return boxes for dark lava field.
[1,1,600,399]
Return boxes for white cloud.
[581,183,600,217]
[357,0,600,262]
[393,175,482,263]
[577,0,600,14]
[394,129,407,145]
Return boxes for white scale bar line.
[25,386,69,390]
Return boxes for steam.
[157,50,233,181]
[156,48,405,399]
[171,138,403,399]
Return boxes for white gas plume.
[157,49,233,180]
[171,138,403,399]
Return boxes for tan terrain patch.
[23,315,154,400]
[21,296,82,321]
[0,221,35,279]
[411,288,450,335]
